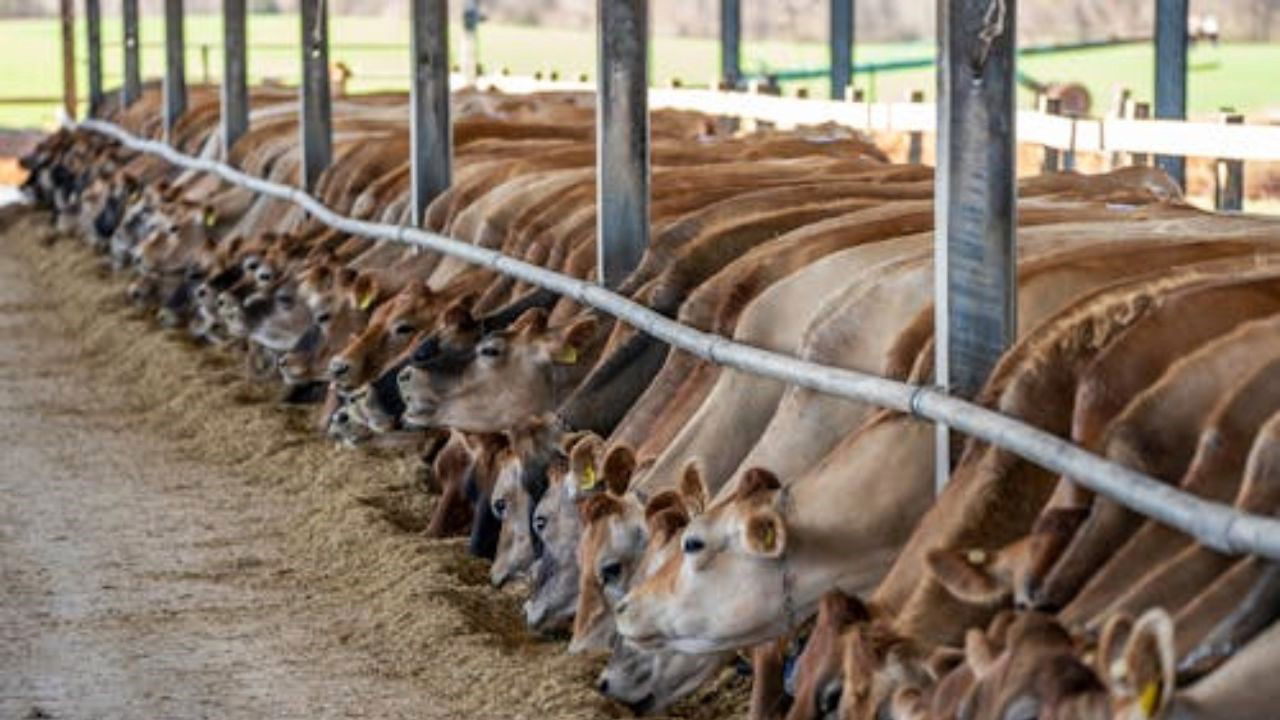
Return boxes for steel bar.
[86,0,102,116]
[410,0,452,224]
[222,0,249,153]
[1040,96,1060,172]
[122,0,141,106]
[596,0,650,289]
[1130,101,1151,165]
[934,0,1018,490]
[907,89,924,163]
[1155,0,1188,188]
[300,0,333,191]
[79,116,1280,565]
[59,0,77,120]
[163,0,187,139]
[1215,112,1245,211]
[829,0,853,100]
[720,0,741,89]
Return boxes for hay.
[2,206,750,720]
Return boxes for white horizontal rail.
[471,75,1280,162]
[77,117,1280,562]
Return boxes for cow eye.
[818,680,843,715]
[682,536,705,555]
[315,311,332,324]
[533,516,548,534]
[493,498,507,518]
[600,561,622,585]
[479,343,501,358]
[393,322,415,336]
[277,294,294,309]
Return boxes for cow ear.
[925,547,1009,606]
[679,460,708,515]
[601,444,636,497]
[926,646,965,681]
[890,687,930,720]
[569,435,603,493]
[580,493,623,525]
[1097,612,1135,687]
[818,589,872,630]
[553,315,596,365]
[442,297,478,331]
[647,506,690,545]
[964,628,996,679]
[511,307,549,338]
[742,510,786,558]
[1121,610,1175,719]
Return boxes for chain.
[778,482,799,635]
[972,0,1008,72]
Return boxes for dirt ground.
[0,206,749,720]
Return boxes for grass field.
[2,14,1279,130]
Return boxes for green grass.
[3,14,1279,131]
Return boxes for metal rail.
[74,117,1280,564]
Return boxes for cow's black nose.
[597,679,609,695]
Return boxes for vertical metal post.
[1155,0,1188,188]
[60,0,77,120]
[201,44,210,84]
[300,0,333,192]
[86,0,103,116]
[829,0,853,100]
[720,0,741,89]
[222,0,249,153]
[1040,96,1060,172]
[907,89,925,164]
[1108,87,1131,168]
[411,0,452,224]
[462,0,481,85]
[934,0,1018,492]
[596,0,650,289]
[163,0,187,139]
[1215,111,1245,211]
[122,0,141,106]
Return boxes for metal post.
[163,0,187,139]
[59,0,77,120]
[222,0,249,153]
[1215,111,1245,211]
[1040,96,1060,172]
[829,0,853,100]
[596,0,650,289]
[934,0,1018,491]
[907,89,925,164]
[201,43,210,84]
[86,0,102,116]
[122,0,141,106]
[1155,0,1188,188]
[300,0,333,191]
[1130,101,1151,166]
[720,0,741,89]
[411,0,452,224]
[462,0,481,85]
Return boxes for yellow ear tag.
[1138,681,1161,717]
[555,345,579,365]
[761,525,776,552]
[357,291,376,311]
[966,549,988,565]
[204,209,218,227]
[579,463,598,490]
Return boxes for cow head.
[616,467,790,655]
[328,281,444,393]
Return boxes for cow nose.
[597,678,609,695]
[334,410,350,426]
[329,358,350,379]
[195,285,208,301]
[128,285,144,302]
[398,366,414,387]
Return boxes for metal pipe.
[74,117,1280,563]
[410,0,452,224]
[300,0,333,191]
[1155,0,1188,188]
[1215,112,1245,211]
[596,0,650,289]
[122,0,141,106]
[461,0,481,85]
[163,0,187,139]
[829,0,853,100]
[86,0,102,116]
[60,0,76,120]
[934,0,1018,491]
[720,0,741,89]
[222,0,249,153]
